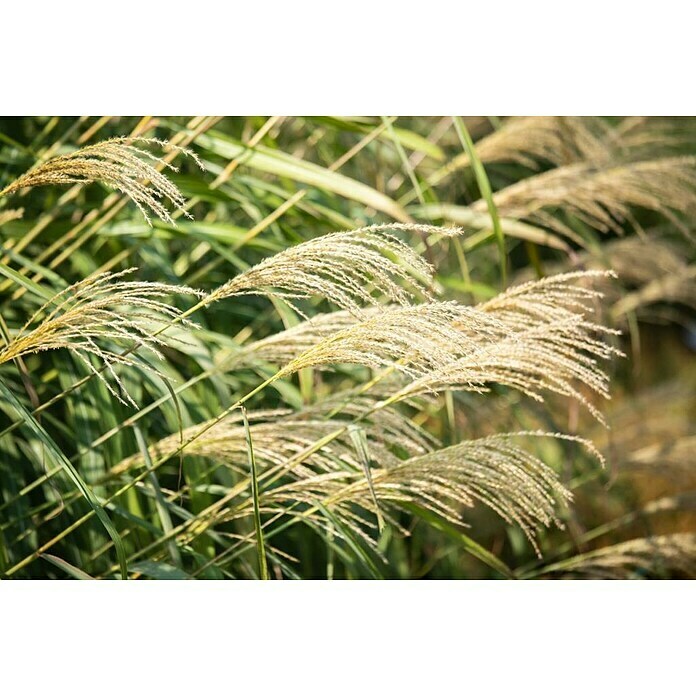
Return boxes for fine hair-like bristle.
[206,224,460,314]
[0,268,203,406]
[0,137,203,225]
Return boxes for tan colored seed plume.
[606,116,696,161]
[421,117,611,195]
[206,224,461,314]
[0,268,203,406]
[475,157,696,241]
[590,377,696,475]
[512,233,696,323]
[423,117,691,200]
[267,271,619,422]
[597,236,696,319]
[622,436,696,476]
[0,137,203,226]
[548,533,696,579]
[397,271,622,423]
[278,301,507,378]
[261,432,599,556]
[475,116,612,168]
[112,400,430,478]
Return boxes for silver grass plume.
[424,117,608,193]
[396,271,622,423]
[262,432,601,556]
[590,379,695,471]
[427,117,690,196]
[206,224,461,314]
[0,269,203,406]
[475,157,696,241]
[590,379,696,489]
[266,271,620,423]
[607,116,696,161]
[277,302,508,378]
[547,533,696,579]
[592,236,696,319]
[474,116,612,168]
[516,234,696,321]
[0,138,203,226]
[621,436,696,478]
[112,399,430,478]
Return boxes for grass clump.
[0,116,694,580]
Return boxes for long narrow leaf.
[0,380,128,579]
[453,116,507,287]
[242,405,269,580]
[196,131,412,223]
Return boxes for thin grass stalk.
[242,406,269,580]
[0,381,129,579]
[453,116,507,287]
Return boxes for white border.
[2,1,694,114]
[1,3,694,693]
[1,581,694,693]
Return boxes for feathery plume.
[474,116,611,168]
[420,117,610,196]
[278,302,507,378]
[263,432,599,555]
[549,533,696,579]
[513,235,696,320]
[606,116,696,160]
[207,224,461,314]
[424,117,692,199]
[394,272,621,423]
[112,401,431,478]
[599,236,696,317]
[236,271,620,423]
[0,269,203,406]
[591,378,695,469]
[622,436,696,477]
[476,157,696,241]
[0,138,203,226]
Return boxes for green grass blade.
[313,502,384,579]
[0,379,128,579]
[348,425,385,533]
[452,116,507,287]
[195,131,412,223]
[41,553,94,580]
[401,502,516,579]
[131,560,191,580]
[241,405,269,580]
[381,116,426,205]
[0,261,55,302]
[310,117,445,161]
[133,425,183,567]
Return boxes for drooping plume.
[0,269,203,406]
[206,224,461,314]
[0,138,203,225]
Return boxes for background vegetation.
[0,116,694,579]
